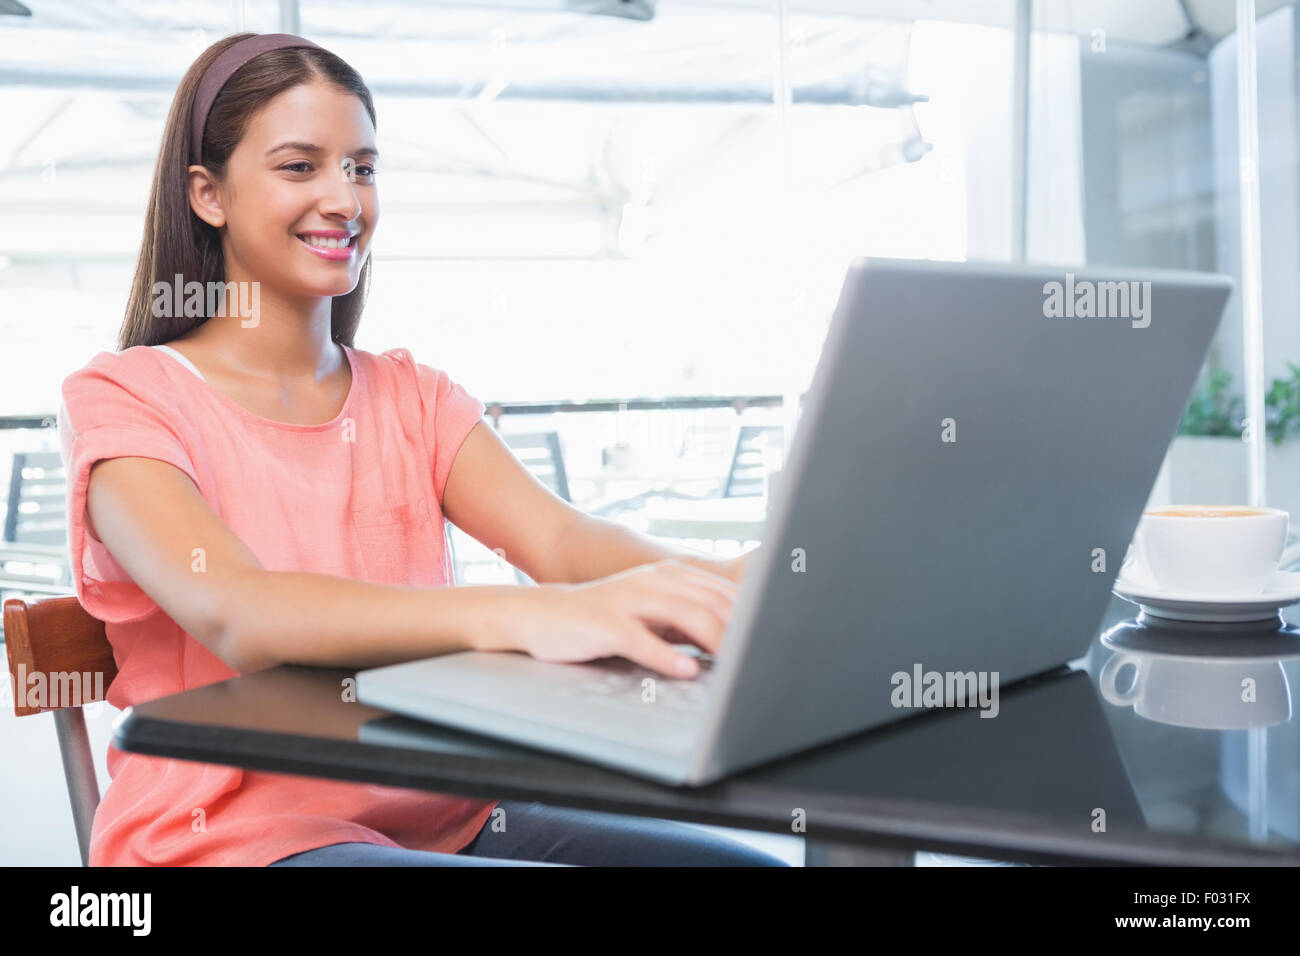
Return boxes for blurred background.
[1,0,1296,864]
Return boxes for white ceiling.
[706,0,1296,46]
[5,0,1295,49]
[0,2,932,262]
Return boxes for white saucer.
[1112,566,1300,623]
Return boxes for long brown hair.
[118,33,377,351]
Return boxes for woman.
[59,32,783,867]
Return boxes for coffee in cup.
[1128,505,1288,596]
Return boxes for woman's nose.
[319,164,362,220]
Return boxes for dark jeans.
[269,800,788,866]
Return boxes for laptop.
[356,258,1232,786]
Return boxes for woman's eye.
[279,160,375,179]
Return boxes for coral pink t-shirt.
[57,343,499,866]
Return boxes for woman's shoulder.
[59,346,197,438]
[347,344,481,422]
[352,344,417,371]
[61,345,184,396]
[349,344,454,394]
[64,344,178,377]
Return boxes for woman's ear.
[187,165,226,228]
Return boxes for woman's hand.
[641,549,757,649]
[678,547,756,586]
[497,558,739,678]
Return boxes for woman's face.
[208,79,378,301]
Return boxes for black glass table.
[113,594,1300,866]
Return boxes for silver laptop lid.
[688,258,1232,783]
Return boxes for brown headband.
[189,33,323,166]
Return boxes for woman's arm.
[550,512,752,586]
[87,454,732,677]
[86,455,521,672]
[442,422,753,585]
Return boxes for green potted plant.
[1166,366,1300,517]
[1178,368,1243,439]
[1265,362,1300,445]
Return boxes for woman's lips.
[296,233,357,261]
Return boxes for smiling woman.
[57,30,774,870]
[183,83,378,325]
[119,33,377,352]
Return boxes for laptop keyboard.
[559,656,715,714]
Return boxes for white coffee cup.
[1128,505,1288,596]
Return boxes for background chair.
[502,431,571,503]
[721,424,783,498]
[0,451,74,637]
[642,423,785,504]
[636,424,783,550]
[5,451,68,546]
[3,595,115,866]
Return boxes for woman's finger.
[643,561,737,623]
[629,589,727,655]
[619,623,702,679]
[659,558,740,596]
